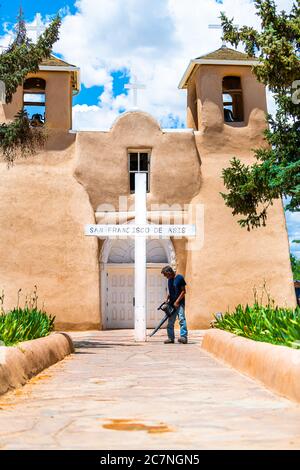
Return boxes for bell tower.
[0,54,80,130]
[178,46,267,132]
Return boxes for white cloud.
[1,0,293,129]
[72,104,117,130]
[0,29,14,49]
[53,0,275,131]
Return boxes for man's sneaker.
[178,337,188,344]
[164,338,174,344]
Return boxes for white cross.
[85,173,196,342]
[208,23,239,48]
[27,13,45,42]
[125,75,146,109]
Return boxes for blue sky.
[0,0,299,258]
[0,1,76,25]
[0,2,132,108]
[73,70,130,107]
[0,0,229,114]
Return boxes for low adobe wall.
[202,329,300,403]
[0,332,74,395]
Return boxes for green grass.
[0,306,55,346]
[214,303,300,349]
[0,287,55,346]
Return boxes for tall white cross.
[208,23,239,48]
[134,173,147,340]
[27,13,45,42]
[85,173,196,342]
[125,75,146,109]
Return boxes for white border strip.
[178,58,258,89]
[39,66,80,72]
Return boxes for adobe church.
[0,46,296,330]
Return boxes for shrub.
[0,287,55,346]
[214,303,300,349]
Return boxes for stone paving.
[0,330,300,450]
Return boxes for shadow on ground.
[73,340,141,350]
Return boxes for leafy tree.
[220,0,300,229]
[0,8,61,165]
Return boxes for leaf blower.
[149,301,176,337]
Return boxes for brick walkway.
[0,330,300,449]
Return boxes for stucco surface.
[0,70,296,329]
[202,329,300,403]
[187,64,268,132]
[185,143,295,328]
[74,111,201,210]
[184,63,295,326]
[0,332,74,395]
[0,132,100,330]
[0,71,73,130]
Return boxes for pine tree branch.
[0,15,61,103]
[219,1,300,229]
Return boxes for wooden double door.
[104,264,168,329]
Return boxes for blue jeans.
[167,304,188,340]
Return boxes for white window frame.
[128,149,151,193]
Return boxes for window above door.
[128,149,151,193]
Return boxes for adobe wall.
[73,112,201,329]
[0,131,100,330]
[73,111,201,210]
[185,129,296,328]
[0,108,295,331]
[187,64,267,132]
[0,112,201,330]
[184,65,295,327]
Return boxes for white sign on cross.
[85,173,196,342]
[27,13,45,42]
[125,75,146,109]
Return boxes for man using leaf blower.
[161,265,188,344]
